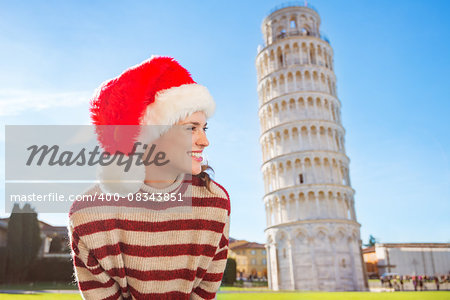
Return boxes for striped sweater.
[68,174,230,300]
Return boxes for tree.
[364,235,378,247]
[222,258,237,285]
[0,247,7,283]
[6,203,42,282]
[6,203,24,282]
[21,204,42,275]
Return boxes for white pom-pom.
[97,162,145,197]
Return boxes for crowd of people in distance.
[380,274,449,291]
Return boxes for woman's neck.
[144,166,180,189]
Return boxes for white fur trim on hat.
[140,83,215,127]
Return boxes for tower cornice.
[259,118,345,139]
[260,149,350,169]
[256,34,331,61]
[264,219,361,232]
[257,63,336,85]
[262,182,355,198]
[257,90,341,112]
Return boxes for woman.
[68,56,230,300]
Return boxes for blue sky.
[1,0,449,244]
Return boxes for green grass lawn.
[220,287,270,292]
[217,291,450,300]
[0,292,449,299]
[0,295,81,299]
[0,282,78,291]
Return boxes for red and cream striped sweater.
[68,174,230,300]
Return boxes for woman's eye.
[186,126,207,132]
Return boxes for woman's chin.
[191,170,201,176]
[191,166,202,175]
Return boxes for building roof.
[362,246,375,253]
[230,241,265,250]
[376,243,450,248]
[0,217,67,236]
[39,220,68,236]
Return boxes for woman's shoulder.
[209,179,230,202]
[210,179,231,216]
[191,176,230,215]
[192,176,229,199]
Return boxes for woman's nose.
[195,130,209,147]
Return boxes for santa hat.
[90,56,215,196]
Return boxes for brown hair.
[194,164,214,192]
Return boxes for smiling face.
[178,111,209,175]
[151,111,209,177]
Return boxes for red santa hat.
[90,56,215,195]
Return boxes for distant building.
[363,243,450,277]
[0,217,70,258]
[228,240,268,279]
[362,246,378,278]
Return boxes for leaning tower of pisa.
[255,3,367,291]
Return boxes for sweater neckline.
[140,173,185,194]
